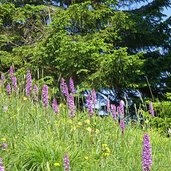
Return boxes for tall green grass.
[0,90,170,171]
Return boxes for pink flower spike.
[142,134,152,171]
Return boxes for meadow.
[0,69,171,171]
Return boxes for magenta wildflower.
[111,104,117,120]
[0,158,5,171]
[86,93,93,117]
[91,89,96,106]
[9,65,14,78]
[117,106,121,116]
[149,102,154,117]
[6,83,11,95]
[142,134,152,171]
[120,119,125,134]
[107,97,110,113]
[69,77,75,94]
[42,84,48,108]
[119,100,125,116]
[33,84,39,101]
[1,73,5,85]
[26,70,32,96]
[60,78,69,97]
[64,154,70,171]
[67,95,75,118]
[52,98,59,114]
[11,76,17,91]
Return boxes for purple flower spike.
[119,100,125,116]
[9,65,14,78]
[92,89,96,106]
[149,102,154,117]
[117,106,121,116]
[6,83,11,95]
[69,77,75,94]
[42,84,48,108]
[26,70,32,97]
[111,104,117,120]
[120,119,125,134]
[86,93,93,117]
[60,78,69,97]
[12,76,17,91]
[142,134,152,171]
[52,98,59,114]
[1,73,5,85]
[107,97,110,113]
[67,95,75,118]
[64,154,70,171]
[0,158,5,171]
[33,84,39,101]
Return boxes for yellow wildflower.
[71,126,77,131]
[86,127,92,132]
[84,156,89,160]
[23,97,27,101]
[103,153,110,157]
[76,122,82,128]
[102,144,107,147]
[85,119,90,124]
[1,138,6,142]
[54,162,60,167]
[105,147,110,153]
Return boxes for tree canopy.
[0,0,171,97]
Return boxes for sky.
[133,0,171,19]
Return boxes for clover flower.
[60,78,69,97]
[142,134,152,171]
[69,77,75,94]
[52,98,59,114]
[26,70,32,96]
[64,154,70,171]
[1,143,8,150]
[42,84,48,108]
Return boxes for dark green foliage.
[0,0,170,95]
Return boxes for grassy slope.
[0,90,171,171]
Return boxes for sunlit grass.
[0,90,170,171]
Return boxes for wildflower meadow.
[0,67,171,171]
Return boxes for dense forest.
[0,0,171,97]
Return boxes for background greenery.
[0,0,171,96]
